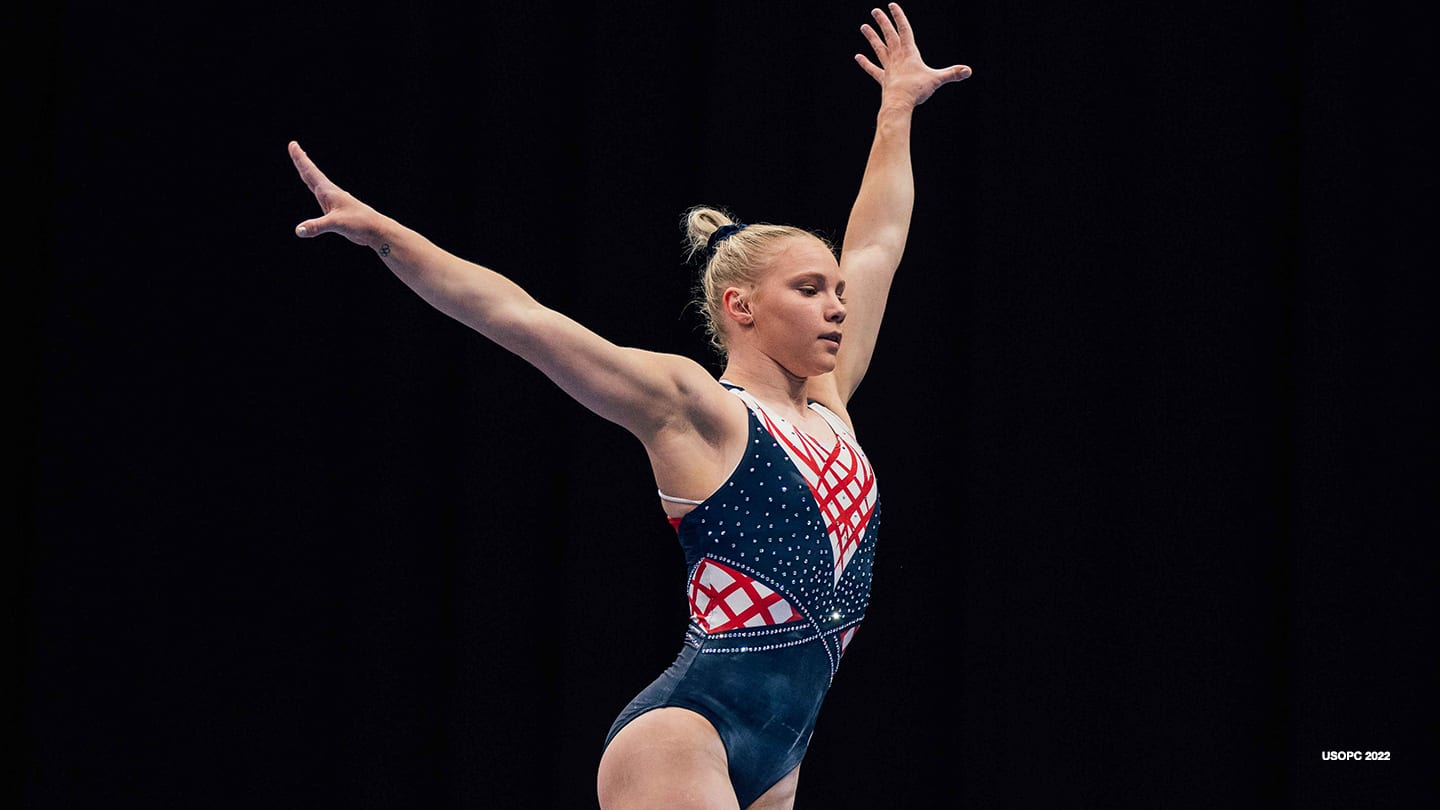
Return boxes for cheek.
[786,302,816,329]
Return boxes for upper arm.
[494,303,731,442]
[831,244,903,403]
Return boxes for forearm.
[842,103,916,258]
[365,216,541,343]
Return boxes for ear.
[722,287,754,326]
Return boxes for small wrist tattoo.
[379,243,391,258]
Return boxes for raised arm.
[287,141,726,442]
[831,4,970,401]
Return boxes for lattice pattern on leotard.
[689,558,804,633]
[745,400,879,585]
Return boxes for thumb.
[941,64,973,83]
[294,215,334,238]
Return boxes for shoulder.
[648,356,750,443]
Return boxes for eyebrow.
[787,271,844,290]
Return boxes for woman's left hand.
[855,3,971,106]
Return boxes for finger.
[288,140,338,198]
[871,6,900,46]
[887,3,914,44]
[854,54,884,83]
[859,23,887,59]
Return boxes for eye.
[799,286,818,296]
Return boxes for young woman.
[289,5,969,807]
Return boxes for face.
[734,235,848,377]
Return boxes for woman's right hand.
[289,141,388,249]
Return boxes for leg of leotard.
[744,763,801,810]
[597,706,741,810]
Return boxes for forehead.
[766,235,840,277]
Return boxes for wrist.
[364,214,402,253]
[876,100,916,122]
[875,103,915,134]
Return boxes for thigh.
[597,706,740,810]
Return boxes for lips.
[820,332,842,346]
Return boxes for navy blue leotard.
[603,381,881,806]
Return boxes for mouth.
[820,332,842,346]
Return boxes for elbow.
[476,298,548,347]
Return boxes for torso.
[605,378,881,806]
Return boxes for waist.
[686,616,862,655]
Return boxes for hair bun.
[683,205,738,260]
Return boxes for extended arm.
[831,4,970,401]
[287,141,723,441]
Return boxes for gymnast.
[289,4,969,807]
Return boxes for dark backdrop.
[18,1,1434,808]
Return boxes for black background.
[18,1,1434,807]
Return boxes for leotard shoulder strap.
[806,400,856,441]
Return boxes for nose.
[828,293,847,323]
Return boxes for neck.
[720,352,811,414]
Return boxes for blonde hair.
[682,205,834,356]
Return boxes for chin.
[803,356,840,378]
[776,359,832,380]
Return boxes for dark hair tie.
[705,223,748,258]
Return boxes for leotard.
[603,381,881,805]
